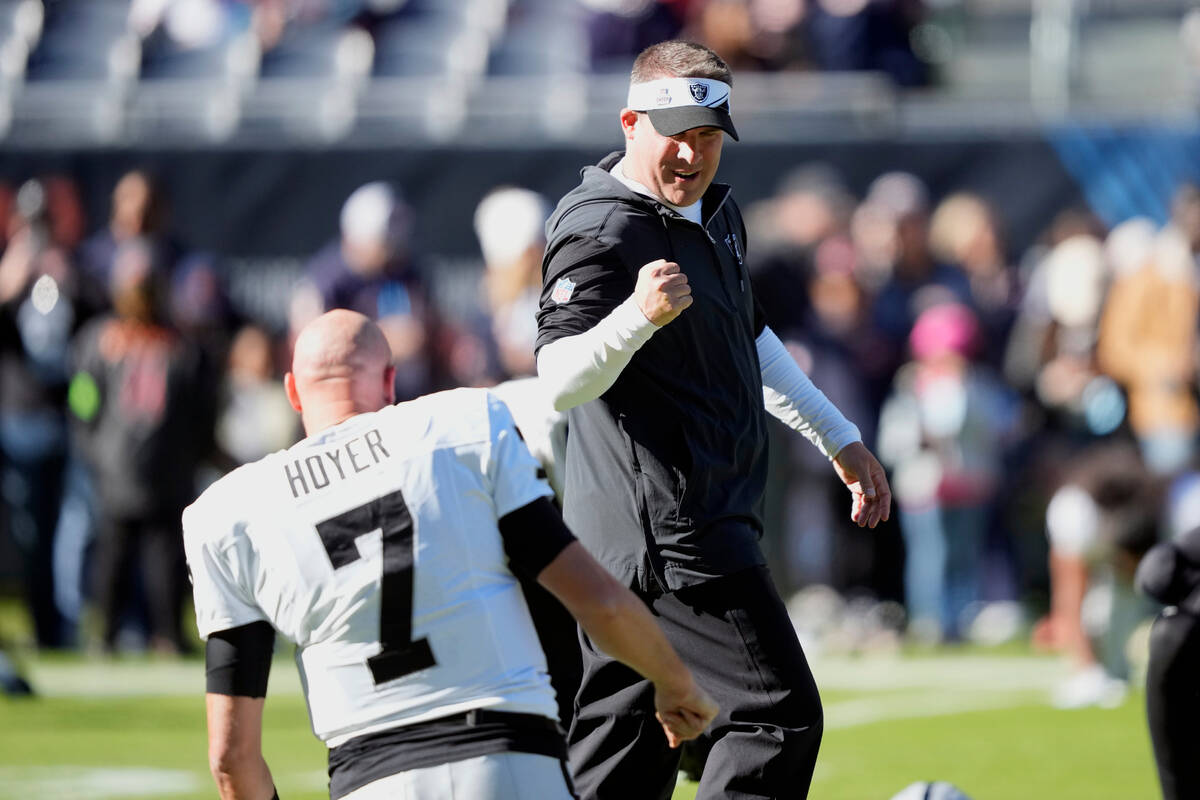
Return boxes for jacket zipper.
[701,189,744,294]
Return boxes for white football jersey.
[184,388,558,748]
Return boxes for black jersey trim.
[205,621,275,698]
[498,497,576,580]
[327,709,567,799]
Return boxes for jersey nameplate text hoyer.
[284,429,392,499]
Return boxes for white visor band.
[626,78,738,140]
[627,78,732,112]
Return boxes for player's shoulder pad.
[182,460,265,546]
[389,387,495,449]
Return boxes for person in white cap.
[297,181,435,401]
[535,39,890,799]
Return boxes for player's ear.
[284,372,303,413]
[383,365,396,406]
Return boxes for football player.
[184,309,717,800]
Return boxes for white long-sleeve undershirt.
[536,300,861,459]
[756,326,861,458]
[536,296,659,412]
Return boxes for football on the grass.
[889,781,972,800]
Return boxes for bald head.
[286,309,396,434]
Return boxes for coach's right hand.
[654,676,719,748]
[635,259,692,326]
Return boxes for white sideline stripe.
[0,767,201,799]
[26,658,305,697]
[20,653,1068,698]
[824,689,1048,730]
[811,655,1071,692]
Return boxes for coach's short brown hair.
[631,40,733,86]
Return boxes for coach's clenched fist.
[635,259,692,326]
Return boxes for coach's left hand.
[831,441,892,529]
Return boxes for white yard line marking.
[18,654,1071,704]
[0,767,201,799]
[812,655,1071,692]
[24,659,304,697]
[824,689,1049,729]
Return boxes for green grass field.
[0,647,1158,800]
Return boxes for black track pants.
[567,566,823,800]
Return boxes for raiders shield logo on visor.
[689,82,709,103]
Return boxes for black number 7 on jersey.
[315,489,437,684]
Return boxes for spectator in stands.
[167,253,239,464]
[928,192,1020,370]
[863,171,973,381]
[877,302,1020,641]
[0,178,100,649]
[686,0,775,71]
[78,169,181,299]
[1097,216,1199,477]
[42,175,89,257]
[474,185,550,379]
[296,181,437,400]
[69,237,213,655]
[215,322,297,467]
[804,0,930,87]
[1003,227,1114,443]
[773,234,895,595]
[130,0,253,52]
[583,0,688,73]
[745,166,896,595]
[749,163,854,336]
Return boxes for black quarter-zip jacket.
[535,151,771,593]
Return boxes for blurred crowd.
[123,0,935,85]
[2,160,1197,710]
[583,0,932,85]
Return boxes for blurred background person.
[748,163,854,340]
[861,171,974,385]
[804,0,930,86]
[928,191,1020,370]
[877,301,1021,642]
[1002,215,1113,444]
[294,180,439,401]
[68,237,213,655]
[1097,206,1200,479]
[78,169,182,300]
[766,239,896,598]
[474,185,550,380]
[445,184,552,388]
[0,178,101,650]
[214,322,297,468]
[1038,442,1161,708]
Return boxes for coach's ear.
[284,371,302,414]
[619,108,640,141]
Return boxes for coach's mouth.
[673,170,700,182]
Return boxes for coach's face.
[621,109,724,208]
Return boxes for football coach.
[535,39,892,800]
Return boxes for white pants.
[339,752,575,800]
